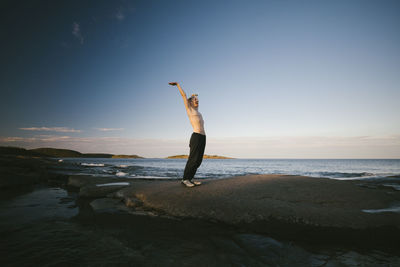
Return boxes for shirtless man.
[169,82,206,188]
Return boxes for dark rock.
[89,198,129,213]
[68,175,100,188]
[47,173,69,186]
[124,196,143,208]
[325,251,400,266]
[79,183,131,198]
[0,155,51,189]
[67,175,132,189]
[0,172,42,189]
[233,234,314,266]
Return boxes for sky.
[1,0,399,158]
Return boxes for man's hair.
[188,94,198,103]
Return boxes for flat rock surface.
[117,174,400,230]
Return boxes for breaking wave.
[81,163,105,167]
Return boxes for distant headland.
[0,146,143,158]
[166,154,234,159]
[0,146,233,159]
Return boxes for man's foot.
[181,180,195,188]
[191,180,202,186]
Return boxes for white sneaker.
[181,180,195,188]
[192,180,202,186]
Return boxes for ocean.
[57,158,400,182]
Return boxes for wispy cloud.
[19,127,81,133]
[0,136,36,142]
[205,135,400,158]
[0,135,187,157]
[95,128,124,132]
[1,135,399,158]
[72,22,84,44]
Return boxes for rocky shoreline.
[1,154,400,248]
[0,154,68,190]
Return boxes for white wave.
[331,176,383,181]
[96,182,130,187]
[362,206,400,213]
[116,171,127,177]
[118,164,128,168]
[81,163,105,167]
[58,159,63,162]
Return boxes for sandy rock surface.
[115,175,400,230]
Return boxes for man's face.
[191,96,199,107]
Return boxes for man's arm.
[169,82,189,109]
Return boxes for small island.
[166,154,234,159]
[111,155,143,159]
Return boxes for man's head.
[188,94,199,108]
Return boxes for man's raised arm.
[169,82,189,109]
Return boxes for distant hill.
[0,146,143,158]
[30,148,82,157]
[167,154,234,159]
[0,146,42,157]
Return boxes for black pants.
[183,132,206,181]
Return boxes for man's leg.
[195,135,206,169]
[183,134,202,181]
[190,135,206,185]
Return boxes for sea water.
[56,158,400,181]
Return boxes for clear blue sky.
[1,0,399,158]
